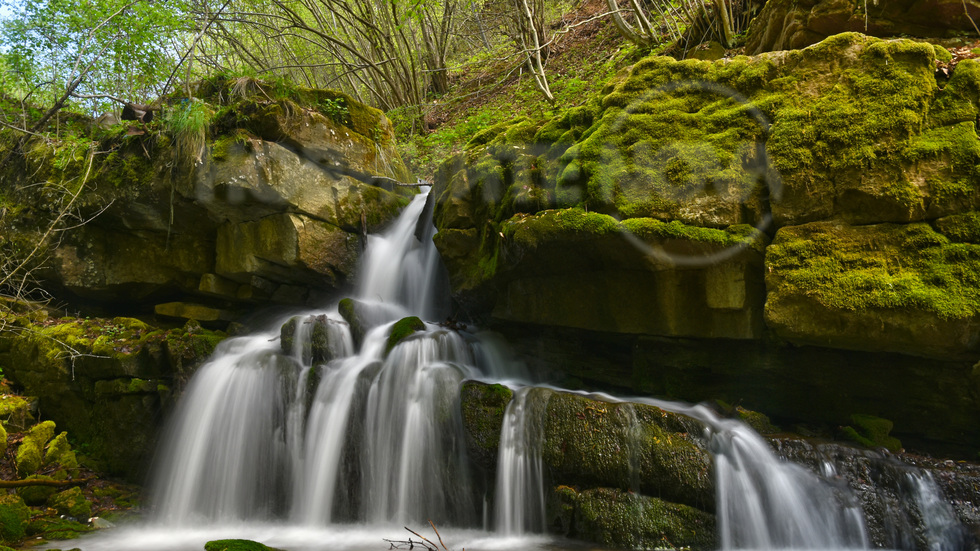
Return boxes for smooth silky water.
[62,191,958,551]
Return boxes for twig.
[964,0,980,37]
[428,520,449,551]
[404,527,439,551]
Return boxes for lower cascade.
[89,191,971,551]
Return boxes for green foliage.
[319,97,350,125]
[163,98,215,165]
[1,0,193,114]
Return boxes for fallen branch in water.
[384,522,454,551]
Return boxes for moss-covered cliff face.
[0,77,413,320]
[0,312,225,479]
[433,33,980,455]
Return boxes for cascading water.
[75,188,971,551]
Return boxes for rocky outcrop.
[2,78,413,322]
[746,0,980,54]
[432,33,980,455]
[0,314,225,479]
[459,383,716,549]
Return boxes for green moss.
[935,211,980,243]
[45,431,78,469]
[16,475,58,505]
[543,391,712,509]
[459,381,513,469]
[552,486,715,550]
[385,317,426,356]
[279,316,301,355]
[735,406,779,435]
[0,494,30,544]
[16,420,56,476]
[25,516,93,540]
[205,539,274,551]
[767,221,980,319]
[841,414,902,452]
[0,423,5,456]
[49,487,92,520]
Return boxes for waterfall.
[123,188,970,551]
[494,386,549,535]
[710,419,868,550]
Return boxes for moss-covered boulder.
[385,317,426,356]
[280,314,335,363]
[45,431,78,469]
[765,220,980,360]
[840,414,903,452]
[549,486,716,551]
[746,0,980,54]
[49,487,92,520]
[0,422,6,457]
[25,515,93,541]
[459,381,514,472]
[17,475,59,505]
[0,494,30,544]
[16,420,56,477]
[543,391,714,511]
[204,539,274,551]
[338,298,369,348]
[0,394,31,430]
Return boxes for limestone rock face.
[765,221,980,360]
[6,79,412,320]
[433,33,980,453]
[746,0,980,54]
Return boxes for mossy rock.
[45,432,78,468]
[204,539,275,551]
[0,423,6,457]
[338,298,368,348]
[765,220,980,359]
[841,414,902,452]
[0,494,30,544]
[280,316,302,356]
[459,381,514,472]
[15,420,56,477]
[25,515,93,540]
[549,486,716,550]
[16,475,59,505]
[735,406,780,435]
[0,395,31,430]
[49,487,92,520]
[543,390,714,511]
[385,317,426,356]
[280,315,332,364]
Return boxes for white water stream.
[70,190,964,551]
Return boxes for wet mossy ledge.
[0,311,226,479]
[0,76,415,322]
[432,31,980,455]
